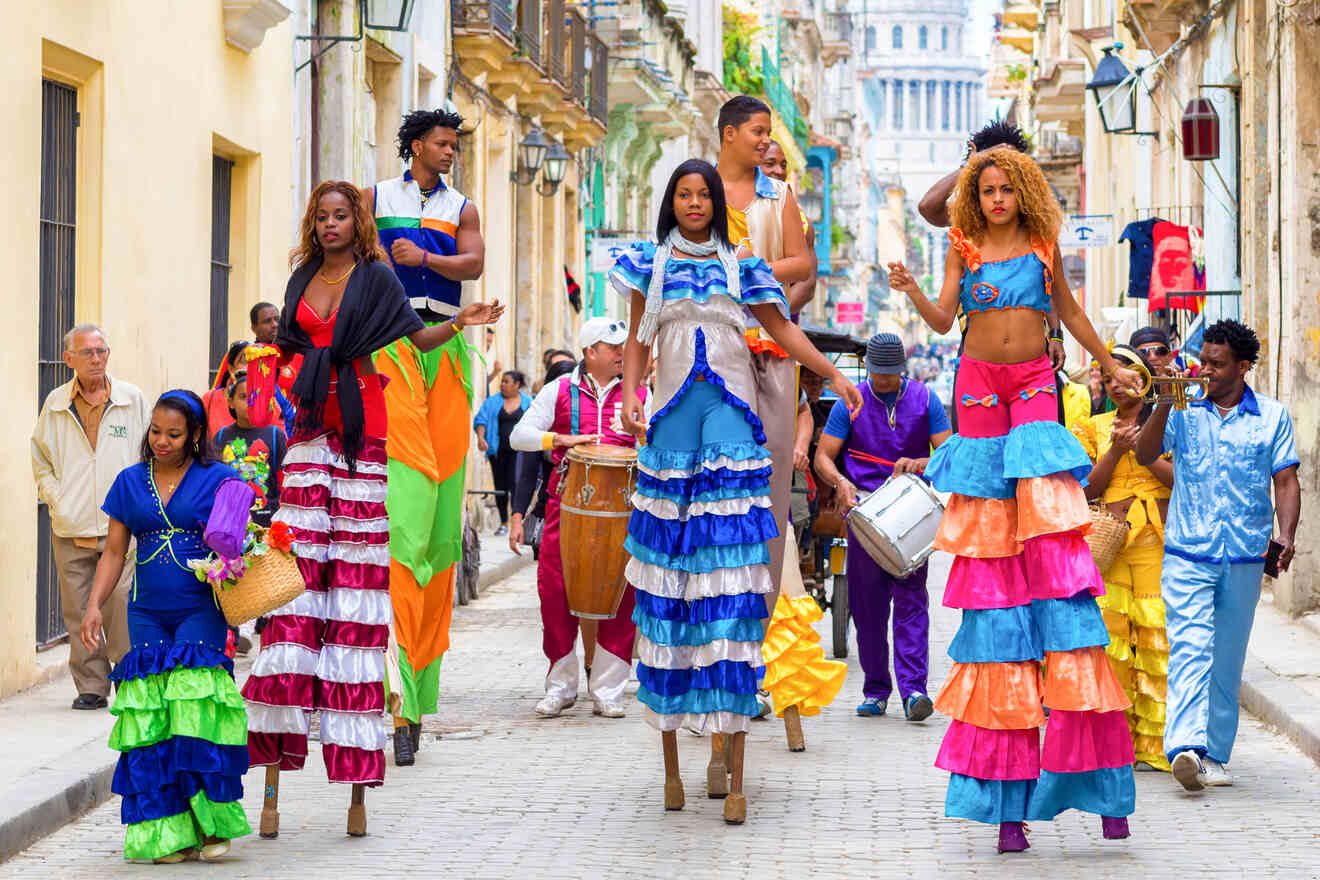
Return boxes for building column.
[954,82,962,130]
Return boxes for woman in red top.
[241,181,502,838]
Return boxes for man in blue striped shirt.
[1136,320,1301,792]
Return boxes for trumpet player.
[1135,319,1301,792]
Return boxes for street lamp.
[1085,45,1136,134]
[535,141,572,197]
[511,128,550,186]
[362,0,417,31]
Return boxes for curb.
[1239,653,1320,766]
[477,551,535,592]
[0,755,116,864]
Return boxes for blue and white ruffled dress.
[610,242,788,734]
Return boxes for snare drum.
[557,443,637,619]
[845,473,946,578]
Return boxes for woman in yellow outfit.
[1071,344,1174,770]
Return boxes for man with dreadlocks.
[362,109,485,768]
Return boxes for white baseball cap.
[579,317,629,349]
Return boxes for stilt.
[662,731,684,810]
[724,731,747,825]
[259,766,280,839]
[347,784,367,837]
[783,705,806,752]
[706,733,729,798]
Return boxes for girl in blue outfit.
[612,159,861,824]
[80,390,255,863]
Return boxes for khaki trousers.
[751,352,798,623]
[50,533,131,696]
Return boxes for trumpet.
[1126,360,1209,410]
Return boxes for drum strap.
[570,381,581,435]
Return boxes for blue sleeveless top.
[959,252,1052,315]
[949,228,1055,316]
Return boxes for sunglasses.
[1137,345,1171,357]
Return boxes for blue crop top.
[959,252,1052,315]
[950,228,1055,316]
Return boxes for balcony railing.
[543,0,567,86]
[825,11,853,43]
[451,0,515,39]
[568,7,588,104]
[516,0,542,67]
[588,31,608,122]
[762,47,808,151]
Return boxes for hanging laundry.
[1148,221,1205,313]
[1118,217,1161,300]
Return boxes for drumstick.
[847,450,925,473]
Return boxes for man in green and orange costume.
[363,109,486,766]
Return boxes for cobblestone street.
[6,553,1320,879]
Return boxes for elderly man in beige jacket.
[31,324,150,709]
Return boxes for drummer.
[509,317,651,718]
[812,333,951,720]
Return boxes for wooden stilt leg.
[347,783,367,837]
[783,705,806,752]
[706,733,729,798]
[259,766,280,839]
[724,731,747,825]
[662,731,684,810]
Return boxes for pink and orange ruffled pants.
[925,356,1135,823]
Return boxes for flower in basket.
[187,554,248,590]
[267,520,294,553]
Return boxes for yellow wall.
[1,3,294,695]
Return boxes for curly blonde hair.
[950,149,1062,246]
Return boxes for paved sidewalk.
[4,550,1320,876]
[0,529,529,864]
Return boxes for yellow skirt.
[1099,528,1169,770]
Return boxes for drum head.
[567,443,637,465]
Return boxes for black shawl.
[276,256,423,469]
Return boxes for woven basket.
[1085,505,1129,576]
[215,546,305,626]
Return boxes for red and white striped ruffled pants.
[242,432,392,786]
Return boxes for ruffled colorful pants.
[243,433,391,785]
[927,356,1135,824]
[109,604,250,860]
[1099,529,1170,769]
[626,377,776,735]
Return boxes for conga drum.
[558,443,637,619]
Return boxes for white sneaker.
[1171,751,1207,791]
[1202,759,1233,786]
[534,694,575,717]
[591,698,626,718]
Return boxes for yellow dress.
[1072,411,1172,770]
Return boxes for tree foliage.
[722,7,764,95]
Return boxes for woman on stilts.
[613,159,860,823]
[79,391,255,863]
[241,180,502,837]
[888,148,1143,852]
